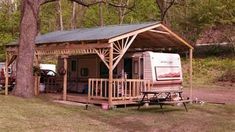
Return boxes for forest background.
[0,0,234,61]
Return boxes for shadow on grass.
[130,105,185,114]
[0,90,5,95]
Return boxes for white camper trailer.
[131,51,183,91]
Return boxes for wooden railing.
[88,78,151,101]
[44,77,63,93]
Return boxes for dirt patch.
[183,85,235,104]
[53,100,87,106]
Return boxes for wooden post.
[37,56,41,95]
[34,55,39,96]
[34,76,38,95]
[189,48,193,100]
[62,55,68,101]
[108,44,113,107]
[4,54,9,95]
[87,79,91,104]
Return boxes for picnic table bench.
[137,90,190,112]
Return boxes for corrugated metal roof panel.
[35,22,160,44]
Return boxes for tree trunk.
[118,0,130,24]
[58,0,63,30]
[56,0,63,30]
[13,0,40,97]
[71,2,77,29]
[98,2,104,26]
[156,0,175,25]
[156,0,167,23]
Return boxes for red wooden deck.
[45,93,138,106]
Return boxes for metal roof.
[7,21,193,49]
[35,22,160,44]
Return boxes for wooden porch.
[88,78,151,105]
[46,78,151,106]
[5,22,194,108]
[47,93,138,105]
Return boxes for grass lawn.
[0,95,234,132]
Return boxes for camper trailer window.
[154,66,158,80]
[81,68,88,76]
[71,60,77,72]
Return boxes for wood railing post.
[62,55,68,101]
[4,54,8,96]
[189,48,193,101]
[88,79,91,104]
[108,44,113,107]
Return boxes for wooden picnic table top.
[142,90,183,94]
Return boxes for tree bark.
[59,0,63,30]
[13,0,40,97]
[71,2,77,29]
[56,0,63,30]
[98,2,104,26]
[118,0,130,24]
[156,0,175,25]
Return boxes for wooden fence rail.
[88,78,151,101]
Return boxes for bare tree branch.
[162,0,175,20]
[40,0,135,10]
[107,0,135,9]
[71,0,134,9]
[156,0,176,22]
[70,0,103,7]
[40,0,58,5]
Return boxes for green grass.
[0,95,234,132]
[182,57,235,86]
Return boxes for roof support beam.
[148,30,170,35]
[95,48,110,69]
[160,24,194,49]
[95,34,137,70]
[109,24,161,43]
[36,43,111,50]
[36,48,97,56]
[112,34,137,70]
[6,43,111,56]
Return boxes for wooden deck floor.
[45,93,138,106]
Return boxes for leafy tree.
[0,0,20,61]
[14,0,136,97]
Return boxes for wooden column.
[4,54,9,95]
[34,55,39,96]
[108,44,113,107]
[37,56,41,95]
[62,55,68,101]
[189,48,193,100]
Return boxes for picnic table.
[137,90,190,112]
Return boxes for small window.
[134,60,138,74]
[154,66,158,81]
[81,68,89,76]
[71,60,77,72]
